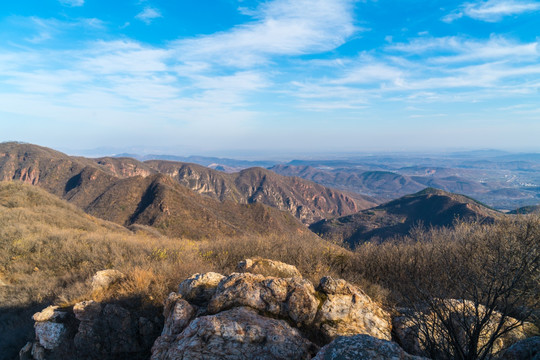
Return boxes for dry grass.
[1,182,538,359]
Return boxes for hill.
[269,165,424,199]
[142,160,378,224]
[0,142,374,226]
[509,205,540,214]
[85,173,315,239]
[309,188,502,248]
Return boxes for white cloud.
[173,0,357,67]
[136,7,163,24]
[59,0,84,7]
[388,36,539,63]
[443,0,540,22]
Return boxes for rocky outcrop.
[152,307,317,360]
[91,269,125,292]
[237,258,302,278]
[20,300,162,360]
[393,299,530,359]
[207,272,319,326]
[177,272,224,305]
[314,276,392,342]
[313,334,429,360]
[31,306,69,351]
[150,259,393,359]
[495,336,540,360]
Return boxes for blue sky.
[0,0,539,156]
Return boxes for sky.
[0,0,539,156]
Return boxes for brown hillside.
[0,143,373,226]
[310,187,502,248]
[146,160,377,224]
[86,173,315,239]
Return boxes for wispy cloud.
[136,7,162,24]
[59,0,84,7]
[388,36,539,63]
[443,0,540,22]
[173,0,358,67]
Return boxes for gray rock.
[177,272,224,305]
[91,269,125,292]
[151,307,317,360]
[237,258,302,278]
[314,277,392,342]
[207,272,319,326]
[313,334,429,360]
[496,336,540,360]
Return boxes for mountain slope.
[145,160,377,224]
[310,188,502,248]
[0,143,374,226]
[269,165,425,199]
[86,173,314,239]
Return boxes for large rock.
[21,300,162,360]
[151,307,318,360]
[207,272,319,326]
[495,336,540,360]
[32,306,68,350]
[177,272,224,305]
[91,269,125,292]
[313,334,429,360]
[393,299,530,359]
[314,277,392,342]
[237,258,302,278]
[151,293,197,357]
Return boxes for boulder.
[207,272,319,326]
[237,258,302,278]
[91,269,125,292]
[151,307,318,360]
[151,293,197,357]
[495,336,540,360]
[34,322,66,350]
[313,334,429,360]
[177,272,224,305]
[22,300,162,360]
[32,306,69,350]
[314,277,392,342]
[393,299,530,358]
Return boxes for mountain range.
[0,142,375,239]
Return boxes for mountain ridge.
[309,187,502,248]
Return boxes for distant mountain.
[309,188,501,248]
[508,205,540,214]
[269,165,424,199]
[115,153,277,169]
[145,161,378,224]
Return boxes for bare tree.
[395,217,540,360]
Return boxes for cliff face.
[146,161,378,224]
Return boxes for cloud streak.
[443,0,540,22]
[173,0,358,67]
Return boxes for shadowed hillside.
[310,188,502,248]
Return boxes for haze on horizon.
[1,0,539,155]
